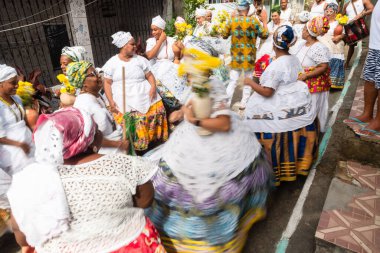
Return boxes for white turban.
[298,11,310,23]
[152,15,166,30]
[0,64,17,83]
[195,8,207,17]
[61,46,86,62]
[175,16,186,24]
[111,31,133,48]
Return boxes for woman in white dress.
[146,49,272,252]
[145,15,185,112]
[256,7,292,60]
[0,65,34,177]
[296,16,331,132]
[0,64,35,252]
[7,108,166,253]
[342,0,374,68]
[103,31,168,153]
[66,61,129,154]
[245,25,319,185]
[290,11,310,55]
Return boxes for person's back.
[40,154,154,252]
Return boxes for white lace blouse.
[38,154,158,253]
[296,41,331,68]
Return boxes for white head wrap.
[152,15,166,30]
[175,16,186,24]
[298,11,310,23]
[61,46,86,62]
[111,31,133,48]
[195,8,207,17]
[0,64,17,82]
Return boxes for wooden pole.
[122,66,127,141]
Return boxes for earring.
[93,146,98,153]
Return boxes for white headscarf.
[0,64,17,82]
[298,11,310,23]
[61,46,86,62]
[152,15,166,30]
[111,31,133,48]
[195,8,207,17]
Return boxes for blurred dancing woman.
[146,49,273,252]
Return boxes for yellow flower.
[16,81,35,106]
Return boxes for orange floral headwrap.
[307,16,330,37]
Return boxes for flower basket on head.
[178,48,222,135]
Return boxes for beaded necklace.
[0,96,25,122]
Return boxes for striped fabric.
[362,48,380,89]
[255,121,319,186]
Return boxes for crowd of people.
[0,0,378,252]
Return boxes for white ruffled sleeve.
[260,67,283,90]
[308,42,331,65]
[102,56,116,79]
[119,155,158,195]
[138,55,151,74]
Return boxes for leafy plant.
[165,18,176,37]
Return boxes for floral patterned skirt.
[303,66,332,93]
[131,100,169,151]
[111,218,166,253]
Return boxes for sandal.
[355,127,380,137]
[343,117,369,126]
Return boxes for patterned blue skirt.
[329,58,345,89]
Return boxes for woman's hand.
[298,73,308,81]
[169,110,184,123]
[159,31,167,42]
[17,142,30,155]
[109,101,119,114]
[181,103,197,124]
[332,35,343,43]
[117,140,129,152]
[149,86,157,101]
[244,77,253,87]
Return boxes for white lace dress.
[38,154,158,253]
[245,55,317,133]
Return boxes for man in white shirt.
[280,0,293,22]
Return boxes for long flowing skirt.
[111,217,166,253]
[146,151,273,253]
[330,58,345,89]
[255,121,319,186]
[131,100,169,151]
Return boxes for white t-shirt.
[369,1,380,50]
[280,8,293,22]
[346,0,366,21]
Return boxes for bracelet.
[194,119,201,127]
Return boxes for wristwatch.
[194,119,201,127]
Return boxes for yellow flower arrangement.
[113,112,124,125]
[211,10,230,37]
[335,14,349,25]
[175,22,193,41]
[57,74,76,95]
[178,48,222,97]
[17,81,35,106]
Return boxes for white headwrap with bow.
[0,64,17,82]
[111,31,133,48]
[195,8,207,17]
[152,15,166,30]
